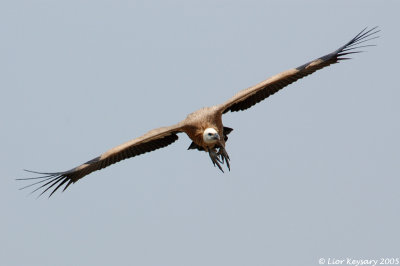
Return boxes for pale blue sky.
[1,1,399,266]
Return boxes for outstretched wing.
[218,27,379,114]
[18,124,184,197]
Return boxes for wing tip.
[17,170,73,198]
[296,26,379,71]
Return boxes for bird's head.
[203,128,220,145]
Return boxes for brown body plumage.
[18,27,379,197]
[183,106,224,148]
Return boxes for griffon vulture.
[19,27,379,197]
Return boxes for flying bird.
[19,27,379,197]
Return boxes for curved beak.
[213,133,220,141]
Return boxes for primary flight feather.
[18,27,379,197]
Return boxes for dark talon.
[209,146,230,172]
[221,147,230,171]
[209,148,224,173]
[217,146,230,171]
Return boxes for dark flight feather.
[18,126,182,197]
[219,27,379,114]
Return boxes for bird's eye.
[208,133,213,136]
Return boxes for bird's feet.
[218,146,230,171]
[209,147,230,172]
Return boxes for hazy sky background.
[1,1,399,266]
